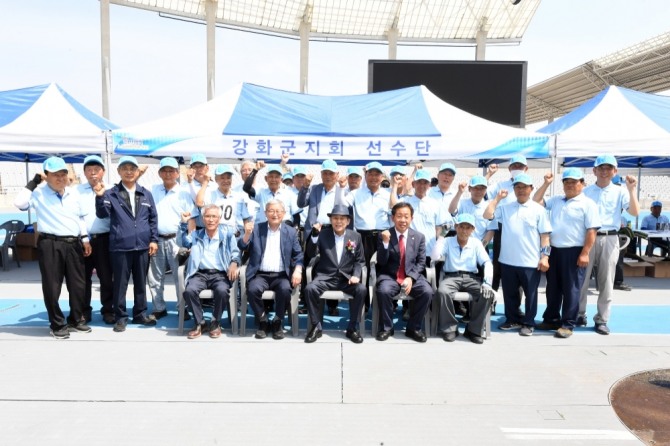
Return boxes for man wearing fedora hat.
[303,204,366,344]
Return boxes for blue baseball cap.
[390,166,406,176]
[266,165,283,175]
[365,161,383,173]
[652,200,663,207]
[469,175,487,188]
[594,154,617,168]
[292,166,307,176]
[347,166,363,177]
[611,174,623,185]
[214,165,234,175]
[282,172,293,181]
[118,156,139,168]
[438,162,457,174]
[509,155,528,166]
[190,153,208,165]
[321,159,338,172]
[512,173,533,186]
[562,167,584,181]
[455,213,476,226]
[83,155,105,169]
[43,156,67,173]
[414,169,431,182]
[159,157,179,170]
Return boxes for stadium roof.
[109,0,541,44]
[526,31,670,125]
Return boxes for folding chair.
[369,252,431,336]
[0,220,25,271]
[238,264,300,336]
[177,265,238,335]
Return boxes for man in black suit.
[238,200,304,340]
[304,205,366,344]
[375,202,432,342]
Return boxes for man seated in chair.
[178,204,240,339]
[375,202,432,343]
[238,200,303,340]
[432,214,495,344]
[303,204,366,344]
[641,201,670,256]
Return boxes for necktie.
[397,234,406,284]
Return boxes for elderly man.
[484,173,552,337]
[179,204,241,339]
[14,156,92,338]
[427,162,458,226]
[303,205,366,344]
[77,155,114,324]
[533,168,601,338]
[243,161,300,225]
[94,155,158,332]
[641,200,669,256]
[578,155,639,335]
[238,200,303,340]
[344,166,363,193]
[196,164,250,234]
[375,202,432,343]
[449,175,490,240]
[149,157,198,320]
[431,214,494,344]
[185,154,218,230]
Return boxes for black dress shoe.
[375,329,394,341]
[345,329,363,344]
[272,319,285,340]
[255,321,269,339]
[442,330,459,342]
[113,320,126,333]
[131,315,157,326]
[151,309,168,320]
[405,329,427,343]
[463,330,484,344]
[304,326,322,343]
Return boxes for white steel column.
[388,27,398,59]
[100,0,111,119]
[206,0,217,100]
[475,17,488,61]
[299,19,310,93]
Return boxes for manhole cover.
[610,369,670,445]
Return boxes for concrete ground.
[1,261,668,445]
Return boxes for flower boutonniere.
[346,240,356,252]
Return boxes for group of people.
[15,151,640,343]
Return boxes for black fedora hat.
[327,204,351,218]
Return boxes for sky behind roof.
[1,0,669,127]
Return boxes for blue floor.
[1,298,669,334]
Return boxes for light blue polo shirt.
[253,186,299,224]
[494,200,552,268]
[457,198,488,240]
[152,183,198,235]
[400,195,440,254]
[206,188,250,231]
[487,178,518,206]
[436,236,490,273]
[22,184,86,236]
[77,182,111,235]
[583,183,630,231]
[427,186,455,225]
[344,186,391,230]
[545,193,601,248]
[641,214,669,230]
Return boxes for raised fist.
[497,190,508,200]
[458,181,467,193]
[543,172,554,184]
[181,211,191,223]
[381,230,391,244]
[255,160,266,170]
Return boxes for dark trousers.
[84,233,113,319]
[304,275,366,331]
[500,263,540,327]
[492,226,502,291]
[37,236,86,330]
[110,250,150,323]
[247,272,291,324]
[544,247,585,329]
[183,271,231,325]
[376,274,432,332]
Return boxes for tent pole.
[549,134,558,197]
[25,157,32,224]
[105,131,113,185]
[635,164,642,229]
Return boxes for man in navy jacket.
[95,156,158,332]
[238,200,303,340]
